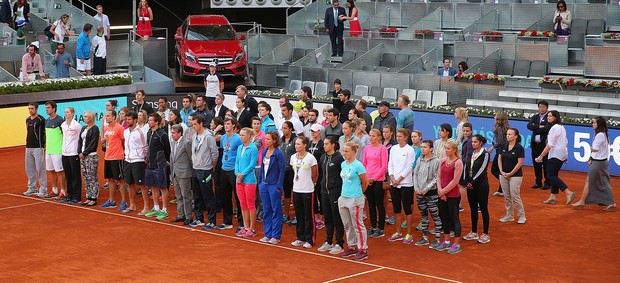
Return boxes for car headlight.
[185,52,196,63]
[234,52,244,62]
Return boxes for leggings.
[547,158,568,195]
[390,186,414,215]
[283,170,294,199]
[466,181,490,235]
[322,191,344,247]
[365,181,385,230]
[416,193,442,237]
[313,183,323,215]
[80,154,99,201]
[293,192,316,245]
[438,196,461,237]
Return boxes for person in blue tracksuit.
[258,131,286,244]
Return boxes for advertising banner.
[38,96,128,127]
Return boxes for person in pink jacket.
[362,129,389,239]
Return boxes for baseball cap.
[17,20,27,27]
[209,62,217,67]
[310,124,324,132]
[378,101,390,108]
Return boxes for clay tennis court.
[1,146,618,282]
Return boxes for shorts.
[77,58,91,71]
[123,161,146,185]
[145,168,168,188]
[45,154,63,172]
[104,160,124,180]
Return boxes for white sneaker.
[259,237,270,243]
[329,245,344,254]
[499,216,515,223]
[317,242,334,252]
[302,242,313,249]
[517,217,526,224]
[291,240,305,247]
[23,188,38,196]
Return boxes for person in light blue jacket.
[235,127,259,238]
[258,131,286,244]
[76,23,93,75]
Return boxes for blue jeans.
[259,183,283,239]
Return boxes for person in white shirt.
[204,62,224,111]
[60,107,82,204]
[387,128,416,242]
[279,102,304,137]
[91,25,107,75]
[93,5,111,40]
[50,14,70,53]
[290,136,319,249]
[535,110,576,205]
[123,111,149,214]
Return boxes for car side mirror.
[237,34,246,41]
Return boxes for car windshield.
[186,25,236,41]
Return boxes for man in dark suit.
[437,58,458,77]
[169,124,193,225]
[0,0,13,25]
[527,100,551,189]
[236,85,258,117]
[324,0,347,57]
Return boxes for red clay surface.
[1,146,619,282]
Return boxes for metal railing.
[464,48,502,74]
[0,65,18,82]
[398,46,440,74]
[461,9,499,38]
[398,8,443,40]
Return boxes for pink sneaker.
[236,227,247,237]
[243,229,257,239]
[315,220,325,229]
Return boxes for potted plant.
[518,29,557,42]
[414,29,433,39]
[379,27,398,38]
[481,31,503,42]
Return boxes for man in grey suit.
[170,124,194,225]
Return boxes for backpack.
[43,24,54,39]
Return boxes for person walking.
[60,107,82,204]
[78,111,99,206]
[317,136,346,254]
[258,131,286,244]
[572,117,617,212]
[461,134,491,244]
[50,14,70,54]
[338,142,369,261]
[535,110,576,205]
[235,128,259,238]
[498,128,526,224]
[23,102,47,197]
[189,114,219,228]
[324,0,346,57]
[527,101,551,189]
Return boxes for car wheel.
[177,61,186,81]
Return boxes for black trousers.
[439,196,461,237]
[329,28,344,56]
[62,155,82,201]
[365,181,385,230]
[322,191,344,246]
[531,142,549,186]
[294,192,316,245]
[547,158,568,194]
[192,169,216,224]
[467,180,490,234]
[219,169,243,226]
[93,57,106,75]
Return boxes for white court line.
[7,193,461,283]
[0,202,46,211]
[323,267,385,283]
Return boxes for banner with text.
[38,96,128,127]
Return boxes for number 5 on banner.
[573,132,591,163]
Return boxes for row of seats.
[291,48,314,62]
[569,18,605,50]
[467,99,620,119]
[288,80,449,107]
[498,59,547,78]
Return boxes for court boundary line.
[0,202,46,211]
[7,193,461,283]
[323,267,385,283]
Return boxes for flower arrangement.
[538,77,620,89]
[247,89,618,126]
[603,32,620,39]
[378,27,398,38]
[481,31,503,41]
[518,30,556,37]
[0,73,133,95]
[414,29,433,36]
[455,72,506,83]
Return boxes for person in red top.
[435,140,464,255]
[362,129,389,239]
[100,110,128,210]
[136,0,153,40]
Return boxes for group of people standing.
[22,82,616,262]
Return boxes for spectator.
[136,0,153,40]
[12,0,30,31]
[0,0,12,26]
[93,5,111,40]
[91,25,107,75]
[457,61,468,74]
[294,86,313,114]
[341,0,361,38]
[52,43,74,78]
[331,79,343,112]
[324,0,346,57]
[437,58,457,77]
[21,43,45,81]
[553,0,571,36]
[396,95,414,132]
[355,100,372,133]
[76,23,93,76]
[212,93,228,120]
[50,14,70,53]
[372,101,396,132]
[339,89,355,124]
[236,85,258,117]
[15,20,26,45]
